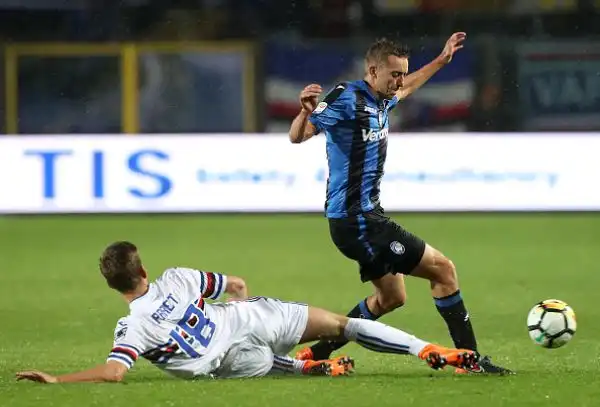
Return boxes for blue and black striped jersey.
[309,80,399,218]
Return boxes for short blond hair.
[365,38,410,66]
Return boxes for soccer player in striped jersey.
[16,241,478,384]
[289,33,511,375]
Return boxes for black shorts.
[328,209,426,282]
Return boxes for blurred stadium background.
[1,2,600,406]
[0,0,598,135]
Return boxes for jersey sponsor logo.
[313,102,328,114]
[364,106,378,114]
[361,128,388,142]
[390,241,405,255]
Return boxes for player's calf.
[342,318,478,371]
[299,306,478,372]
[369,272,407,315]
[302,273,408,361]
[411,245,478,352]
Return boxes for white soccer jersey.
[106,267,233,379]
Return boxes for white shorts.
[212,297,309,379]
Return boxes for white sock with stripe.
[270,354,306,375]
[344,318,428,356]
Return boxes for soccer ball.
[527,299,576,349]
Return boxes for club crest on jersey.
[390,241,405,255]
[314,102,328,114]
[115,326,128,341]
[362,128,388,142]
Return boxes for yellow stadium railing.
[3,41,257,135]
[539,0,576,10]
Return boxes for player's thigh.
[215,342,274,379]
[299,306,348,344]
[245,297,310,356]
[350,214,425,282]
[372,215,427,276]
[329,216,391,282]
[328,217,375,265]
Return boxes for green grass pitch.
[1,213,598,407]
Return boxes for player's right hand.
[16,370,58,384]
[299,84,322,113]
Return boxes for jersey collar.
[357,80,392,106]
[357,80,378,100]
[129,283,156,312]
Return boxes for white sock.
[344,318,429,357]
[270,354,306,375]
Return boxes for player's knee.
[376,290,407,313]
[305,308,349,341]
[325,314,349,340]
[436,256,458,288]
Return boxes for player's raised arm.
[396,32,466,100]
[289,84,321,143]
[290,83,354,144]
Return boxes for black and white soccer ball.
[527,299,577,349]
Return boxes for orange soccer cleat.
[295,347,314,361]
[417,344,479,371]
[302,356,355,376]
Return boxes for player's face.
[375,56,408,99]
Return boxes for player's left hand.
[16,370,58,384]
[439,32,466,64]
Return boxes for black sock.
[310,298,380,360]
[434,290,478,351]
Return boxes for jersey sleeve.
[308,83,354,133]
[173,267,228,300]
[106,318,147,370]
[197,270,227,300]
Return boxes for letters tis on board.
[24,149,173,199]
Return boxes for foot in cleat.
[295,347,314,361]
[330,356,355,374]
[418,344,479,371]
[302,360,334,376]
[454,355,514,375]
[302,357,353,376]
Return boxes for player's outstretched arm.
[16,360,128,384]
[396,32,466,100]
[289,84,320,144]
